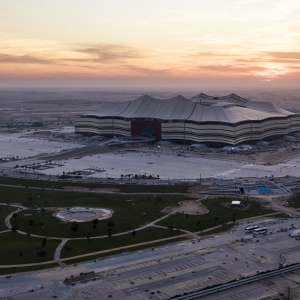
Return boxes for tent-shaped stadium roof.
[85,94,294,123]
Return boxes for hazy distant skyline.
[1,0,300,89]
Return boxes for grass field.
[0,263,59,276]
[0,232,60,265]
[287,195,300,209]
[9,190,191,238]
[0,176,192,193]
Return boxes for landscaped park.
[0,177,288,275]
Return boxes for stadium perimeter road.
[1,218,300,299]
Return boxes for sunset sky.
[1,0,300,89]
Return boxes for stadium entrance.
[131,120,161,140]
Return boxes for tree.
[232,216,236,224]
[132,230,136,237]
[28,196,32,201]
[87,233,90,242]
[12,213,17,221]
[196,220,201,227]
[92,219,98,228]
[65,246,71,252]
[168,225,173,231]
[70,222,79,234]
[108,228,112,238]
[11,225,17,233]
[42,238,47,247]
[28,220,35,226]
[19,251,23,258]
[214,217,219,224]
[107,221,115,228]
[37,249,47,259]
[41,208,45,213]
[186,214,189,220]
[176,229,180,237]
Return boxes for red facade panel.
[131,120,162,140]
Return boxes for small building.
[291,229,300,237]
[230,200,242,207]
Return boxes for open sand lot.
[27,150,300,180]
[1,126,300,181]
[1,138,300,180]
[0,132,83,159]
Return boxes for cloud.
[188,51,238,58]
[266,51,300,60]
[0,54,54,64]
[198,64,266,73]
[75,44,146,63]
[119,64,171,76]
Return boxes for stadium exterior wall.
[75,114,300,145]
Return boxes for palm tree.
[70,222,79,234]
[42,238,47,247]
[107,221,115,228]
[37,249,47,259]
[214,217,219,225]
[12,213,17,221]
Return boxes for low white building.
[231,200,242,207]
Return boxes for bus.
[245,225,259,233]
[253,227,267,235]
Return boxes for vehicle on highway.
[253,227,267,235]
[245,225,259,233]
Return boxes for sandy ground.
[161,199,209,215]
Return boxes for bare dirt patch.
[228,241,245,248]
[260,255,270,263]
[195,247,217,255]
[161,199,209,215]
[63,186,120,193]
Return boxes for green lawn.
[61,227,183,259]
[0,232,60,265]
[157,197,275,232]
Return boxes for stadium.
[75,93,300,145]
